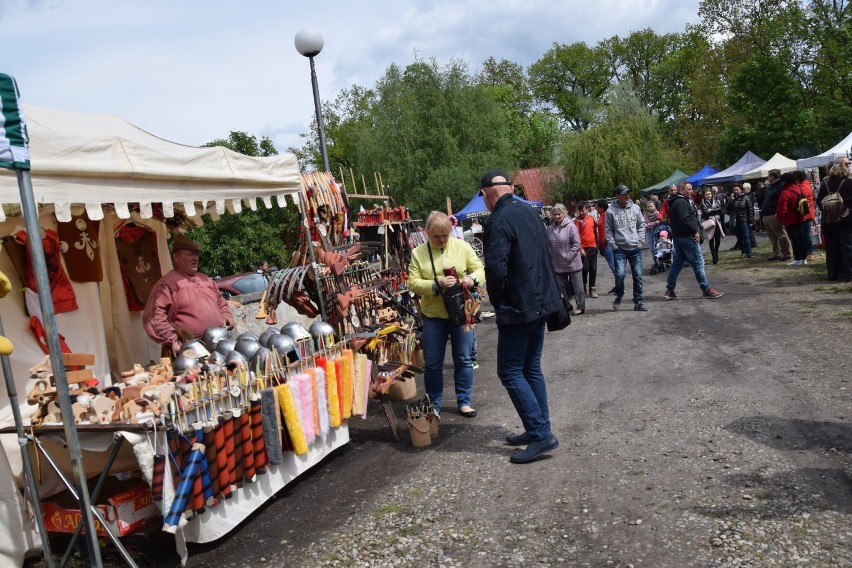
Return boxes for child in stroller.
[650,226,673,275]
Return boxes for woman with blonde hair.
[546,204,584,314]
[408,212,485,417]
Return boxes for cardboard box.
[42,480,159,537]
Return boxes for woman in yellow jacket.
[408,212,485,418]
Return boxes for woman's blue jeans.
[421,315,474,412]
[737,220,752,257]
[496,317,551,441]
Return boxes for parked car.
[215,272,267,299]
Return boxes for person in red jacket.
[776,171,813,266]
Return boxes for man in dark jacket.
[664,183,724,300]
[760,169,793,261]
[482,168,561,464]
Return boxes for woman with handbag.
[816,157,852,281]
[700,188,724,265]
[546,204,585,315]
[408,212,485,418]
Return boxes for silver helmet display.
[207,350,227,366]
[258,328,281,348]
[234,337,262,360]
[235,332,259,342]
[172,355,199,374]
[224,350,248,367]
[215,338,237,356]
[267,333,297,363]
[202,326,231,351]
[309,320,336,351]
[280,322,311,342]
[250,346,273,375]
[180,339,210,359]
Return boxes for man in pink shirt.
[143,235,234,354]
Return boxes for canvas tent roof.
[639,169,691,196]
[702,151,766,184]
[454,190,542,221]
[796,131,852,169]
[741,152,797,179]
[0,105,302,222]
[684,164,719,186]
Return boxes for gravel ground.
[57,234,852,568]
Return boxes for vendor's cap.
[615,184,631,196]
[171,235,200,254]
[480,169,511,189]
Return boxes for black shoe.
[613,296,622,310]
[459,407,478,418]
[634,303,648,311]
[505,432,534,446]
[728,245,740,251]
[509,435,559,464]
[607,287,616,295]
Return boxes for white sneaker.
[802,259,808,265]
[787,259,801,266]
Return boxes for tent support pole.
[0,315,55,568]
[16,169,103,567]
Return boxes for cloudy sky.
[1,0,701,153]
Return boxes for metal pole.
[0,316,55,568]
[299,193,328,322]
[309,55,330,173]
[15,169,103,567]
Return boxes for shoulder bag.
[428,244,467,327]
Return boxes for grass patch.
[839,310,852,317]
[374,504,403,517]
[753,488,773,501]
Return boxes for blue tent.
[702,152,766,184]
[454,190,542,221]
[685,164,719,187]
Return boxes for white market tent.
[0,104,307,564]
[741,152,798,179]
[796,131,852,169]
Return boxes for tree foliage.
[187,131,300,277]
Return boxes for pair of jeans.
[496,317,551,441]
[421,315,474,412]
[737,220,752,257]
[600,244,615,275]
[823,222,852,280]
[667,236,710,292]
[646,231,657,262]
[581,247,598,291]
[612,247,643,304]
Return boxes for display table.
[177,425,348,542]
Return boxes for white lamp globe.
[294,28,324,57]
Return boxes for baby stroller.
[650,225,673,275]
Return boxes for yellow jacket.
[408,237,485,319]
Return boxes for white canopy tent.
[741,152,798,179]
[796,131,852,169]
[0,104,305,564]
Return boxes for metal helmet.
[207,350,227,366]
[235,332,260,342]
[172,355,199,374]
[258,328,281,348]
[202,326,231,351]
[267,333,297,363]
[224,350,248,368]
[180,339,210,359]
[250,346,273,375]
[215,338,237,356]
[309,320,336,351]
[280,322,311,342]
[234,337,262,360]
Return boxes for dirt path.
[188,235,852,567]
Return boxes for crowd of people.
[407,158,850,464]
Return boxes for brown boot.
[589,287,598,298]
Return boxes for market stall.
[0,97,357,565]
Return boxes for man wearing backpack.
[775,171,813,266]
[761,169,793,261]
[816,156,852,281]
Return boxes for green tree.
[187,131,300,276]
[528,41,616,131]
[560,84,682,198]
[611,29,680,111]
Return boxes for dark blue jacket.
[484,194,562,325]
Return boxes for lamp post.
[294,28,330,173]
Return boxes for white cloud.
[0,0,700,152]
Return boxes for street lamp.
[294,28,330,172]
